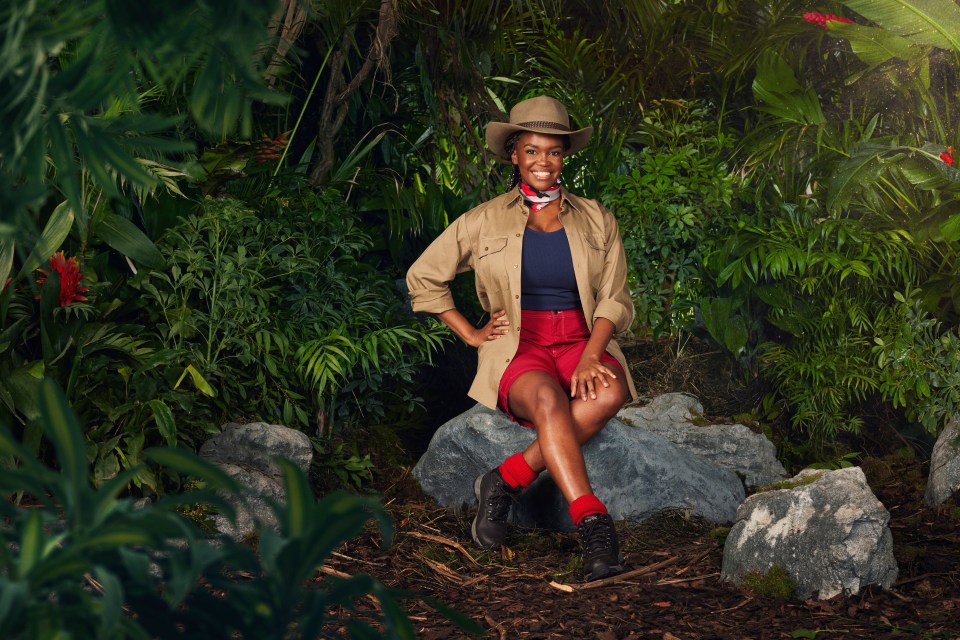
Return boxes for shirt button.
[515,295,519,299]
[505,358,510,362]
[513,264,518,268]
[484,246,488,251]
[516,233,521,237]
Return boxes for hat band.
[515,120,570,131]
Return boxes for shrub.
[0,379,478,638]
[602,102,736,337]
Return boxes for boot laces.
[580,515,616,557]
[484,479,515,523]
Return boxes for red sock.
[498,453,538,489]
[569,494,607,525]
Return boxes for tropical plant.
[601,101,736,337]
[138,192,448,438]
[0,378,479,638]
[0,0,283,284]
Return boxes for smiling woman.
[405,95,638,583]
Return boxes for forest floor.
[320,337,960,639]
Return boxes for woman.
[405,95,637,582]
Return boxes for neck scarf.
[519,181,561,213]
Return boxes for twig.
[331,551,382,566]
[656,572,720,585]
[483,614,507,640]
[413,552,464,585]
[318,566,382,610]
[715,596,753,613]
[548,556,680,592]
[406,530,481,567]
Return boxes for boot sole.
[583,554,626,582]
[470,474,485,548]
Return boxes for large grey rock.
[413,403,745,530]
[925,415,960,506]
[721,467,898,599]
[619,393,788,488]
[200,422,314,539]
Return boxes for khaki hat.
[485,96,593,162]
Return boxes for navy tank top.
[520,227,580,310]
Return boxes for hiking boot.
[578,513,624,582]
[471,468,521,548]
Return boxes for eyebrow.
[522,142,564,151]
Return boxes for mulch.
[319,336,960,639]
[318,454,960,639]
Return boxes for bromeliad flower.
[940,146,955,166]
[803,12,855,29]
[36,251,89,306]
[253,131,290,164]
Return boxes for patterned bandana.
[519,181,561,213]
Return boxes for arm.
[436,308,510,348]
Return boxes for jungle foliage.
[5,0,960,634]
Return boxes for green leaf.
[146,399,177,446]
[277,458,312,537]
[94,213,165,268]
[829,22,924,65]
[0,239,14,289]
[144,448,240,494]
[752,51,825,125]
[843,0,960,51]
[18,509,44,579]
[37,379,89,503]
[17,202,74,278]
[174,364,216,397]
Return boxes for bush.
[602,102,736,337]
[137,192,448,438]
[0,379,478,638]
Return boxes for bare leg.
[507,371,629,503]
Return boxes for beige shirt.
[405,187,638,409]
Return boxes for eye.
[525,149,538,155]
[550,150,563,157]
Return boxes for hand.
[570,354,617,401]
[466,309,510,348]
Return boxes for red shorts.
[497,308,623,427]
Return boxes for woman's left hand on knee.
[570,355,617,401]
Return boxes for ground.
[320,337,960,639]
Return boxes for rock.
[199,422,314,539]
[721,467,898,599]
[619,394,788,488]
[925,415,960,506]
[623,392,705,425]
[412,403,745,530]
[199,422,313,477]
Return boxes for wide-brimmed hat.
[485,96,593,162]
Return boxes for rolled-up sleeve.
[405,215,473,314]
[592,206,634,333]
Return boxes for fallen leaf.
[652,601,672,608]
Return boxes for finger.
[594,369,611,388]
[585,375,596,400]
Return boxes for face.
[510,132,566,191]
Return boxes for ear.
[510,148,519,165]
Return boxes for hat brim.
[485,122,593,163]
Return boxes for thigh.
[506,370,569,426]
[497,342,558,426]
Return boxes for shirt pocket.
[475,235,509,292]
[582,233,606,287]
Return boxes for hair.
[503,131,570,192]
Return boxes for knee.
[594,382,629,420]
[530,384,569,420]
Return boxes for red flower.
[803,12,854,29]
[36,251,88,306]
[941,146,955,166]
